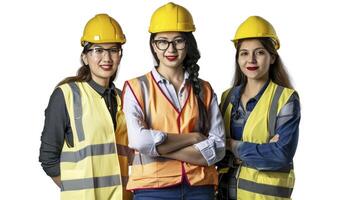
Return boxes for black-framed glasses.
[87,47,122,57]
[153,38,186,51]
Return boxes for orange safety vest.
[124,71,218,190]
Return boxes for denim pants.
[133,180,215,200]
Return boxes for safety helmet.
[149,2,195,33]
[81,14,126,46]
[232,16,280,49]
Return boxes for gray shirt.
[39,80,118,177]
[123,68,225,166]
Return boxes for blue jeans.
[133,181,215,200]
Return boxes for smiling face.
[82,43,121,87]
[152,32,187,70]
[237,39,275,83]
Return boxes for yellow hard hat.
[149,2,195,33]
[81,14,126,46]
[232,16,280,49]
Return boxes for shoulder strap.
[221,88,234,115]
[68,82,85,142]
[198,79,213,109]
[268,85,284,137]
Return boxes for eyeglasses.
[87,47,122,57]
[153,38,186,51]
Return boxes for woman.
[122,2,225,200]
[39,14,132,200]
[218,16,300,200]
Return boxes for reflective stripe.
[276,101,295,129]
[268,85,283,138]
[132,153,170,165]
[68,82,85,142]
[242,163,293,173]
[61,143,116,162]
[116,144,133,157]
[238,178,293,198]
[61,175,121,191]
[278,101,294,117]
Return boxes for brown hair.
[57,43,120,86]
[233,38,293,89]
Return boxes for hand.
[234,158,242,165]
[226,139,242,164]
[190,132,207,143]
[51,176,61,188]
[269,134,279,143]
[226,138,235,152]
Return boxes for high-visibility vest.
[125,71,218,190]
[221,81,295,200]
[59,82,132,200]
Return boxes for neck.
[244,78,268,98]
[157,65,184,84]
[92,77,109,88]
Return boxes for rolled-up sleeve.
[194,93,226,166]
[123,84,167,157]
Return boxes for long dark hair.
[150,32,210,135]
[57,42,120,86]
[233,37,293,89]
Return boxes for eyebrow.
[156,36,184,40]
[239,47,266,52]
[92,44,119,48]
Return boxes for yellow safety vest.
[59,81,132,200]
[221,81,295,200]
[125,72,218,190]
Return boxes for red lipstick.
[166,56,178,61]
[247,67,258,71]
[100,65,113,71]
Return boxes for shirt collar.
[151,67,189,84]
[230,79,271,104]
[251,80,270,101]
[88,79,116,97]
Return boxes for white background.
[0,0,356,199]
